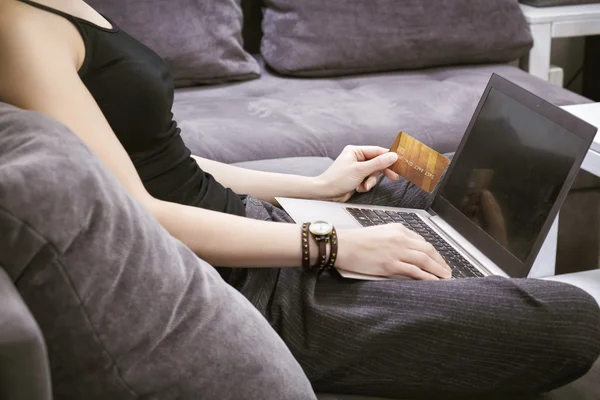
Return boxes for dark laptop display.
[441,88,584,262]
[433,74,597,277]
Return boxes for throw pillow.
[261,0,533,77]
[0,102,314,400]
[88,0,261,87]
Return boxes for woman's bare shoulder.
[0,1,83,87]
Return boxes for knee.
[532,281,600,374]
[487,278,600,365]
[562,285,600,363]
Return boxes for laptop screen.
[439,87,584,263]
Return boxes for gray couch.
[2,0,600,399]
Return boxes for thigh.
[348,152,454,209]
[267,268,600,398]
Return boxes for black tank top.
[16,0,246,217]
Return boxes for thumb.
[359,152,398,174]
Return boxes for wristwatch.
[309,220,334,269]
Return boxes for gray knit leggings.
[226,176,600,399]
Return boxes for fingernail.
[387,153,398,162]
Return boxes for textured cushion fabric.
[234,157,334,176]
[88,0,260,87]
[0,269,51,400]
[174,61,589,164]
[0,103,315,400]
[260,0,533,77]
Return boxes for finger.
[402,248,451,279]
[410,240,451,273]
[412,239,450,271]
[382,168,399,181]
[394,262,440,281]
[357,173,379,192]
[401,226,426,242]
[353,146,394,161]
[359,152,398,175]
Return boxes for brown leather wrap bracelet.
[301,222,311,269]
[323,227,338,271]
[317,240,327,270]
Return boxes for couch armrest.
[0,268,52,400]
[542,269,600,307]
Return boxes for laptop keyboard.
[346,208,484,279]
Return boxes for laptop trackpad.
[277,197,360,229]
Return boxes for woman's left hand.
[315,146,400,202]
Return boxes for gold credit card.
[389,132,451,193]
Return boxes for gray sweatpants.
[226,176,600,399]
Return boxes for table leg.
[520,23,553,82]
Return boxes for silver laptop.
[277,74,597,280]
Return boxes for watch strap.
[324,227,338,271]
[317,240,327,270]
[301,222,311,269]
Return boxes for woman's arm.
[150,200,311,267]
[192,156,327,204]
[193,146,403,205]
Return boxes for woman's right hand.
[336,224,452,280]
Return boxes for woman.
[0,0,598,397]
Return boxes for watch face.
[310,221,333,236]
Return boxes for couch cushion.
[0,103,315,400]
[88,0,260,87]
[0,269,51,400]
[174,62,589,164]
[260,0,532,77]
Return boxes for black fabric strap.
[15,0,80,23]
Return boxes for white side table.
[519,3,600,86]
[562,102,600,176]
